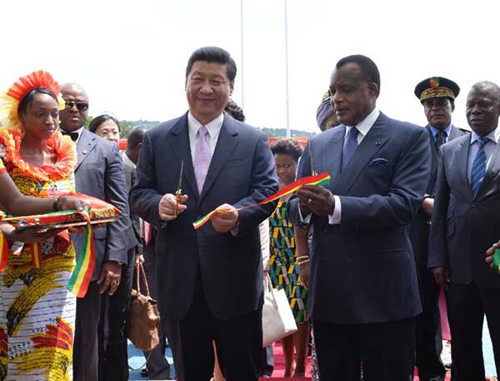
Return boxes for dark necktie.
[471,137,488,197]
[435,129,446,153]
[342,127,359,170]
[61,130,79,142]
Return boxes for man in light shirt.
[429,81,500,380]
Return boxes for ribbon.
[492,248,500,274]
[31,243,42,268]
[193,172,331,230]
[0,233,8,271]
[67,207,95,298]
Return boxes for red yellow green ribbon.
[491,248,500,274]
[67,208,95,298]
[31,243,42,268]
[0,234,8,271]
[192,172,331,230]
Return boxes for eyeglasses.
[65,101,89,112]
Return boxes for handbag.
[127,262,160,351]
[262,274,298,347]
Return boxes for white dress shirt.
[299,108,380,225]
[188,112,224,162]
[329,108,380,224]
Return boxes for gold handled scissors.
[174,160,184,216]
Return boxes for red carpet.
[262,342,312,379]
[259,342,457,380]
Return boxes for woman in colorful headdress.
[0,70,79,380]
[269,138,310,377]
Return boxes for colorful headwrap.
[316,90,337,131]
[0,70,66,130]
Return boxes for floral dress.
[269,201,309,324]
[0,129,77,380]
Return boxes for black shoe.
[140,368,148,377]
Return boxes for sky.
[2,0,499,133]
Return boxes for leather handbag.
[127,262,160,351]
[262,274,298,347]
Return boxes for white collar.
[345,108,380,137]
[470,127,500,145]
[122,151,135,168]
[188,112,224,138]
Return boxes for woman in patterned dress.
[0,71,79,380]
[269,138,309,377]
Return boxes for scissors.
[174,160,184,216]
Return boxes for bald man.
[59,84,130,381]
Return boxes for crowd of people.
[0,45,499,381]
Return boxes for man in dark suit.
[130,46,278,381]
[97,127,148,380]
[410,77,466,381]
[58,83,131,381]
[429,81,500,381]
[288,55,431,380]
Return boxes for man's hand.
[421,197,434,216]
[432,267,450,291]
[296,185,335,216]
[97,260,122,295]
[158,193,188,221]
[135,254,144,264]
[486,241,500,266]
[299,261,310,290]
[211,204,239,233]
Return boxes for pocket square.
[369,158,390,166]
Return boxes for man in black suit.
[59,83,130,381]
[288,55,431,380]
[429,81,500,380]
[130,47,278,381]
[410,77,466,381]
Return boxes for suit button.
[346,258,352,265]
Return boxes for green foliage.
[259,127,316,138]
[85,116,314,139]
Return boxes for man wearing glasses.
[411,77,466,381]
[59,83,130,381]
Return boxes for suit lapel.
[452,136,473,200]
[168,113,199,200]
[200,117,239,200]
[318,127,343,191]
[75,129,97,171]
[448,125,463,141]
[333,114,390,195]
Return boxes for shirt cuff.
[328,195,341,224]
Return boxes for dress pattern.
[0,129,77,380]
[269,201,309,324]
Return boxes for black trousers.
[313,317,415,381]
[164,277,262,381]
[98,247,136,381]
[74,281,101,381]
[142,237,171,380]
[448,282,500,381]
[415,266,446,379]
